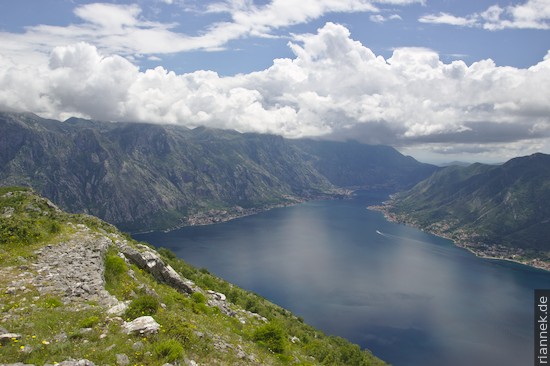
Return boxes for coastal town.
[368,203,550,272]
[178,189,353,229]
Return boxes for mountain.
[291,139,438,190]
[0,186,387,365]
[378,153,550,268]
[0,111,437,231]
[438,161,473,167]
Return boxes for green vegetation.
[42,296,63,309]
[386,153,550,266]
[253,321,288,354]
[154,339,185,362]
[79,316,100,328]
[0,187,62,247]
[0,187,387,365]
[124,294,160,320]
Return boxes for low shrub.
[104,253,126,279]
[154,339,184,362]
[191,291,206,304]
[125,294,160,319]
[253,321,287,354]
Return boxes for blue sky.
[1,0,550,163]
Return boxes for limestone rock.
[122,316,160,336]
[57,360,96,366]
[117,243,196,294]
[115,354,130,366]
[107,301,129,316]
[207,290,235,317]
[0,333,21,344]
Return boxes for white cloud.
[0,22,549,160]
[483,0,550,30]
[73,3,142,31]
[419,0,550,30]
[0,0,424,64]
[419,12,477,27]
[370,14,402,23]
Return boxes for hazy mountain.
[291,139,438,189]
[382,153,550,263]
[437,161,473,167]
[0,111,437,231]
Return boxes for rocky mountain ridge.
[0,111,437,232]
[0,187,387,365]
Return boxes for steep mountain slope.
[291,139,438,190]
[0,187,387,365]
[0,112,333,231]
[379,153,550,267]
[0,112,437,231]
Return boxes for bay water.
[134,191,550,366]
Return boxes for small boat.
[376,230,383,235]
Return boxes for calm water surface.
[134,191,550,366]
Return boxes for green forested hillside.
[382,153,550,267]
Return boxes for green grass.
[154,339,185,362]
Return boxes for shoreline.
[368,204,550,272]
[136,189,354,235]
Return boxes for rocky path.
[31,224,118,307]
[2,224,119,310]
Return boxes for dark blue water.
[134,191,550,366]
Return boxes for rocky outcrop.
[116,242,197,294]
[207,290,235,317]
[121,316,160,336]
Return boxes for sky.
[0,0,550,164]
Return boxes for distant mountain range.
[0,111,437,231]
[379,153,550,268]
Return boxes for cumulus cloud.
[0,22,549,160]
[419,0,550,30]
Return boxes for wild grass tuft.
[124,294,160,320]
[154,339,185,363]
